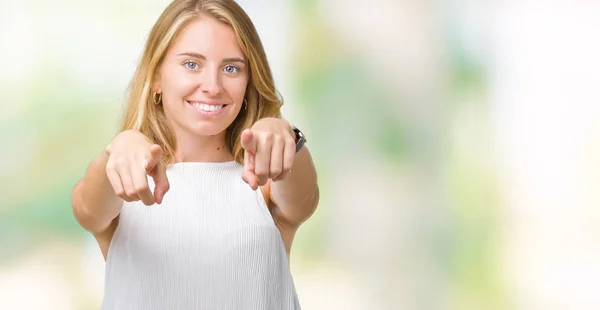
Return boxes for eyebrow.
[177,52,246,64]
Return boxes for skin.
[71,14,319,259]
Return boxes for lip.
[187,99,227,106]
[186,100,228,116]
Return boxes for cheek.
[224,78,249,102]
[161,67,196,97]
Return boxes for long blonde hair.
[120,0,282,164]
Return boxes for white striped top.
[101,161,300,310]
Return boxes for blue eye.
[223,65,239,74]
[184,61,198,70]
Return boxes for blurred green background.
[2,1,600,309]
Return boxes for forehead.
[169,15,244,59]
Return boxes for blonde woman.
[71,0,318,309]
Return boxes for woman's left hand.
[241,118,296,190]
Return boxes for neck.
[172,130,234,163]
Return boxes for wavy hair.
[120,0,282,164]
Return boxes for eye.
[184,61,198,70]
[223,65,239,74]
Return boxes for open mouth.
[186,100,227,113]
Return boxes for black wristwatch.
[291,125,306,153]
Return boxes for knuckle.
[270,168,282,176]
[105,167,114,175]
[135,184,149,193]
[125,188,137,197]
[105,161,117,172]
[263,132,274,142]
[114,157,127,166]
[147,148,158,159]
[143,153,152,164]
[286,138,296,147]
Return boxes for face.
[155,14,249,139]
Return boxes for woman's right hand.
[104,130,170,205]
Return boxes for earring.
[243,98,248,110]
[153,92,162,105]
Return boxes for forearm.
[72,151,122,233]
[270,146,319,224]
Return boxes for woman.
[71,0,319,309]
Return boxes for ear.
[152,70,162,94]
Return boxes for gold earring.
[153,92,162,105]
[243,98,248,110]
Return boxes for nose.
[200,66,223,97]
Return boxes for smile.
[187,100,227,114]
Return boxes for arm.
[268,146,319,227]
[240,118,319,228]
[71,151,123,234]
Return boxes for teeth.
[191,102,224,112]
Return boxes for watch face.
[292,126,306,152]
[293,127,305,141]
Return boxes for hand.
[104,130,170,205]
[241,118,296,190]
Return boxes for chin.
[188,121,232,137]
[167,106,240,138]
